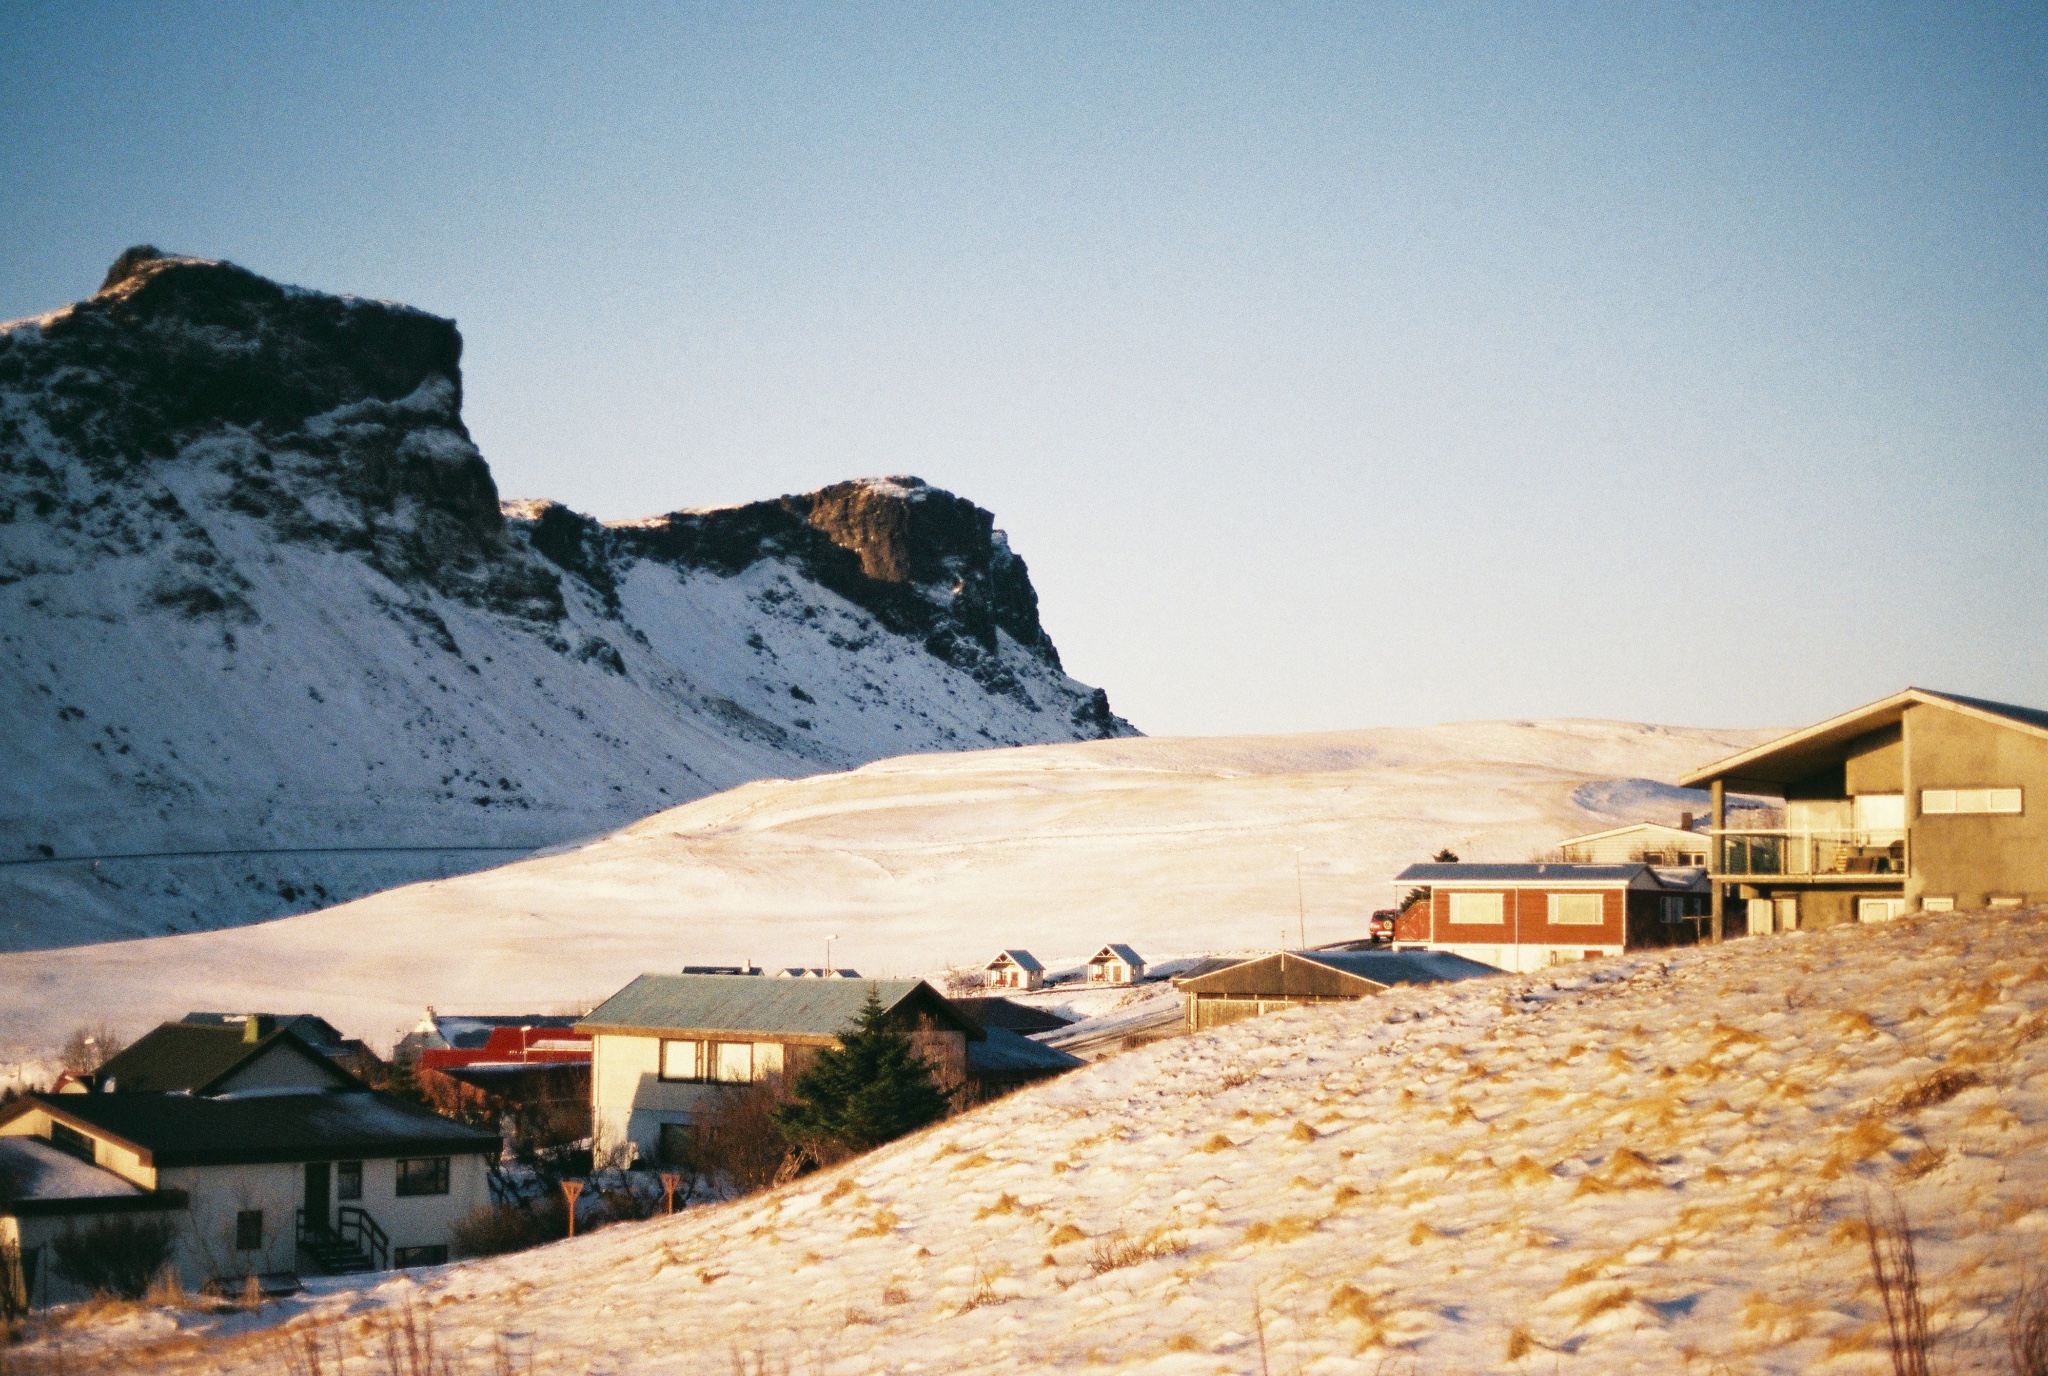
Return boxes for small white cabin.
[1557,822,1709,867]
[984,950,1045,991]
[1085,944,1145,985]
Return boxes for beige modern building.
[579,975,979,1166]
[1679,688,2048,931]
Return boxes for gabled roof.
[1177,949,1499,997]
[1090,944,1144,966]
[985,949,1045,973]
[180,1013,346,1050]
[1678,688,2048,793]
[1395,863,1645,884]
[1557,822,1706,847]
[578,975,981,1043]
[967,1026,1084,1075]
[93,1025,359,1095]
[6,1090,498,1168]
[948,997,1072,1035]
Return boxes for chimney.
[1680,811,1694,832]
[242,1015,263,1043]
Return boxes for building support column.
[1710,779,1726,942]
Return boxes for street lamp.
[825,934,839,974]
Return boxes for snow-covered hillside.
[43,906,2048,1375]
[0,249,1130,949]
[0,717,1771,1055]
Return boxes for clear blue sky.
[4,4,2043,736]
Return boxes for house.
[400,1013,593,1150]
[0,1045,497,1307]
[774,968,862,979]
[1557,821,1710,867]
[1085,944,1146,985]
[87,1018,364,1095]
[578,975,981,1167]
[1678,687,2048,931]
[948,997,1073,1037]
[1392,862,1712,973]
[1178,949,1499,1032]
[962,1028,1084,1096]
[983,949,1045,991]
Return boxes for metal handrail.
[338,1205,390,1271]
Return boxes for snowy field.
[27,905,2048,1375]
[0,717,1770,1057]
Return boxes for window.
[48,1120,95,1164]
[1659,896,1685,925]
[395,1157,450,1196]
[393,1244,448,1268]
[1991,896,2024,909]
[1447,892,1504,925]
[337,1160,363,1201]
[235,1210,264,1251]
[1548,893,1604,926]
[660,1039,703,1081]
[1859,898,1905,923]
[1922,897,1955,913]
[1921,788,2023,815]
[712,1042,753,1083]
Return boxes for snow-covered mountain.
[0,248,1132,950]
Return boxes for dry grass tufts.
[1166,1333,1204,1352]
[1408,1222,1446,1246]
[1500,1156,1553,1188]
[1863,1195,1932,1376]
[1242,1215,1316,1246]
[1087,1228,1188,1274]
[1506,1326,1538,1361]
[880,1284,910,1306]
[1219,1067,1257,1090]
[1048,1222,1086,1247]
[1574,1286,1636,1326]
[1572,1148,1664,1196]
[820,1177,857,1206]
[1200,1132,1235,1153]
[1893,1147,1948,1182]
[951,1151,993,1172]
[1333,1184,1363,1207]
[975,1192,1027,1220]
[1832,1010,1885,1039]
[849,1207,899,1238]
[1288,1120,1318,1142]
[1892,1067,1982,1113]
[2008,1271,2048,1376]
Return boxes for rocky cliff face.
[0,249,1132,950]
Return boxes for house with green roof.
[578,974,979,1166]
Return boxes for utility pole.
[825,933,839,974]
[1292,846,1306,949]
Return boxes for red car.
[1367,909,1400,942]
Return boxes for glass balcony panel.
[1712,830,1907,878]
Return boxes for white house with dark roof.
[0,1030,496,1307]
[1393,862,1710,973]
[578,975,980,1167]
[1085,944,1146,985]
[983,949,1045,991]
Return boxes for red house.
[1392,863,1709,973]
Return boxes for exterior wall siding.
[1906,704,2048,909]
[1431,887,1629,970]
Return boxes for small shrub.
[60,1023,125,1075]
[1893,1068,1982,1113]
[2008,1271,2048,1376]
[50,1215,178,1298]
[1087,1229,1187,1275]
[451,1201,566,1258]
[1863,1195,1932,1376]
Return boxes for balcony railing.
[1711,829,1907,879]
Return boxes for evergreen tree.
[775,990,950,1153]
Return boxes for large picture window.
[1447,892,1504,925]
[337,1160,363,1201]
[1549,893,1605,926]
[395,1157,450,1196]
[1921,788,2022,815]
[660,1039,703,1081]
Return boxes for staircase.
[296,1205,389,1274]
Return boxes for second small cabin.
[1085,944,1145,985]
[984,950,1045,991]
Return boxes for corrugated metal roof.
[578,974,960,1039]
[1394,863,1646,883]
[1293,949,1501,986]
